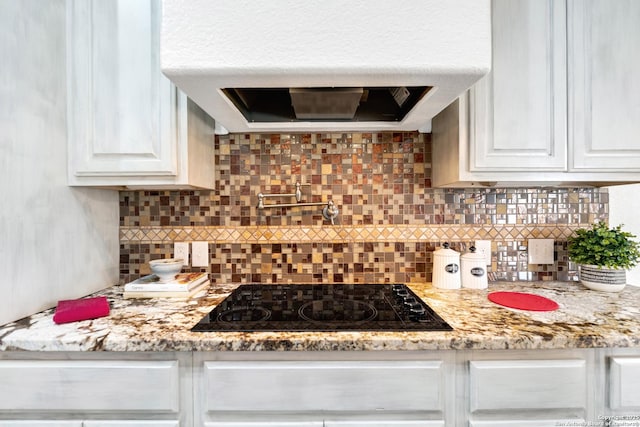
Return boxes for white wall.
[0,0,119,325]
[608,184,640,286]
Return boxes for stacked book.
[123,272,209,299]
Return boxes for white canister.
[461,246,488,289]
[432,243,461,289]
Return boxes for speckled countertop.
[1,281,639,352]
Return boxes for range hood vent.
[222,86,431,122]
[161,0,491,133]
[290,88,363,120]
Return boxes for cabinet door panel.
[569,0,640,171]
[205,423,322,427]
[325,421,444,427]
[609,357,640,410]
[469,359,586,412]
[204,360,444,413]
[68,0,178,178]
[470,421,585,427]
[84,422,179,427]
[0,423,81,427]
[470,0,567,171]
[0,360,179,412]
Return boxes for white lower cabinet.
[325,422,445,427]
[608,356,640,412]
[0,423,179,427]
[0,353,190,426]
[0,360,179,412]
[469,359,586,412]
[83,422,180,427]
[4,349,640,426]
[205,420,442,427]
[463,350,592,426]
[195,352,452,427]
[204,423,323,427]
[0,423,83,427]
[468,421,584,427]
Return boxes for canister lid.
[434,242,460,257]
[461,246,486,260]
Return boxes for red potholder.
[488,291,559,312]
[53,296,110,324]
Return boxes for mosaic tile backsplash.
[119,132,608,284]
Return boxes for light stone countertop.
[0,281,638,352]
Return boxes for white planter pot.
[578,264,626,292]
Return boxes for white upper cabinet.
[432,0,640,187]
[568,0,640,172]
[67,0,216,189]
[470,0,567,172]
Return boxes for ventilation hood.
[161,0,491,133]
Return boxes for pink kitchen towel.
[53,296,110,324]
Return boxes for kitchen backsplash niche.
[119,132,608,284]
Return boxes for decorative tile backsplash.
[119,132,608,284]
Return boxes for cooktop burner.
[191,284,452,332]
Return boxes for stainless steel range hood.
[161,0,491,133]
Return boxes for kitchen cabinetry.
[468,0,567,173]
[606,348,640,427]
[463,350,592,426]
[432,0,640,187]
[3,348,640,426]
[67,0,216,189]
[0,423,82,427]
[0,352,191,426]
[568,0,640,172]
[194,352,454,426]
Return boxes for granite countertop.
[1,281,639,352]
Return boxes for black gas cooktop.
[191,284,452,332]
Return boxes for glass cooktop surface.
[191,284,453,332]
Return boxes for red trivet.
[488,291,559,311]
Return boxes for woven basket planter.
[578,264,627,292]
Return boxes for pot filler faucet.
[256,182,339,224]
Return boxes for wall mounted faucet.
[256,182,339,224]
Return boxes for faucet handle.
[322,200,339,225]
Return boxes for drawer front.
[609,357,640,410]
[469,359,586,412]
[0,360,179,412]
[469,421,585,427]
[83,422,180,427]
[325,421,445,427]
[204,360,444,412]
[0,423,82,427]
[205,423,323,427]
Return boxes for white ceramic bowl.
[149,258,184,283]
[581,280,626,293]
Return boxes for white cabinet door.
[469,359,587,412]
[568,0,640,172]
[0,423,81,427]
[205,423,323,427]
[0,360,180,412]
[68,0,176,178]
[83,422,179,427]
[609,357,640,410]
[325,421,444,427]
[469,421,585,427]
[202,360,444,413]
[469,0,567,172]
[67,0,215,188]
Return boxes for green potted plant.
[568,221,640,292]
